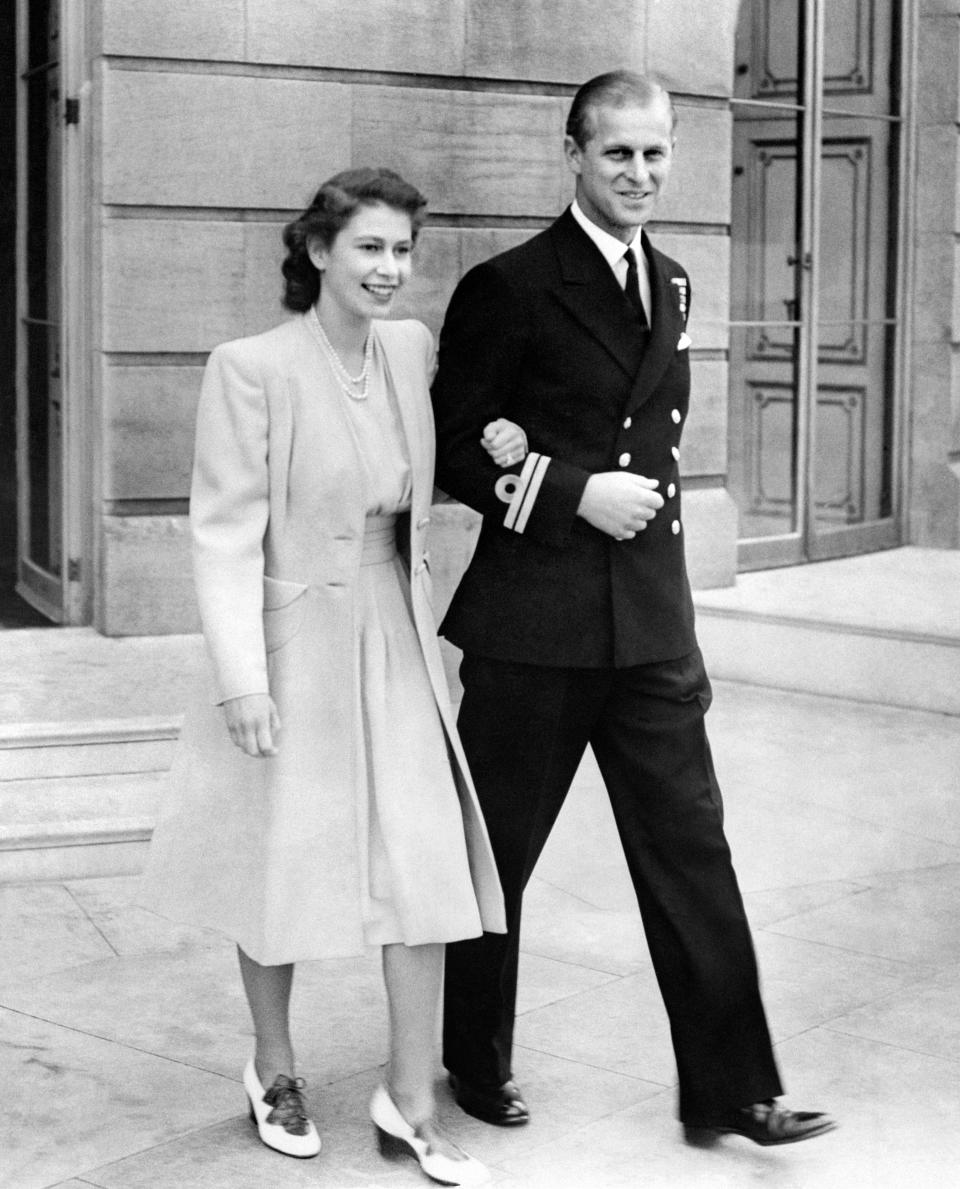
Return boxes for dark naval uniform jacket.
[432,206,696,669]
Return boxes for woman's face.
[309,201,414,322]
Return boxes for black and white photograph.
[1,3,958,1187]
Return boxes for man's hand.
[577,472,664,539]
[481,418,528,468]
[222,693,281,757]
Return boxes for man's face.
[564,96,675,242]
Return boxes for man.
[432,71,834,1146]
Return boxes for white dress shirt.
[570,199,652,325]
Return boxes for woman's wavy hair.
[281,168,428,312]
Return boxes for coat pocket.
[262,574,309,655]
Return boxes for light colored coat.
[140,314,505,964]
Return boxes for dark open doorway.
[1,7,52,627]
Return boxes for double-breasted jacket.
[432,208,698,669]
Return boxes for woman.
[140,168,524,1185]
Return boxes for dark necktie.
[623,246,648,326]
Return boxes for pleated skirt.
[354,516,483,946]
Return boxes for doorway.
[1,4,47,626]
[8,0,88,626]
[727,0,907,569]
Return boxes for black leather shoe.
[448,1074,530,1126]
[684,1099,837,1147]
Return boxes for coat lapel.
[624,236,685,415]
[373,321,432,524]
[550,210,647,379]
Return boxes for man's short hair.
[566,70,676,148]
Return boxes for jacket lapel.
[624,236,685,415]
[374,321,431,523]
[550,209,647,379]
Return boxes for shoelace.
[263,1076,312,1135]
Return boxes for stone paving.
[3,678,959,1187]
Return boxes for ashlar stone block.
[101,0,246,60]
[98,517,198,636]
[654,232,730,350]
[685,361,729,477]
[681,487,738,589]
[246,0,467,75]
[659,104,732,226]
[353,86,568,217]
[102,220,287,353]
[102,366,202,501]
[465,0,644,83]
[102,70,351,208]
[646,0,739,96]
[918,14,960,123]
[916,126,960,235]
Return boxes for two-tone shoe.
[243,1058,321,1158]
[370,1083,489,1186]
[684,1099,837,1147]
[448,1074,530,1126]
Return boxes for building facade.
[2,0,957,635]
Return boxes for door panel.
[728,0,902,568]
[729,93,802,544]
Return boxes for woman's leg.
[376,941,489,1182]
[237,945,296,1086]
[381,941,444,1123]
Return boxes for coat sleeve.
[190,341,271,704]
[431,261,590,548]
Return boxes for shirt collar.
[570,200,645,271]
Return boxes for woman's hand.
[222,693,281,758]
[482,418,528,468]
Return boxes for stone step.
[695,608,960,717]
[0,757,170,884]
[692,547,960,716]
[3,548,956,885]
[0,717,181,780]
[696,610,960,715]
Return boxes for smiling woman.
[310,204,414,322]
[137,166,522,1186]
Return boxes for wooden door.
[728,0,902,567]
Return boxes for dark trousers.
[442,649,783,1123]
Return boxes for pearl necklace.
[310,306,373,401]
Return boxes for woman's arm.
[191,341,280,757]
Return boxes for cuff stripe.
[504,452,550,533]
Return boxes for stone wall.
[911,0,960,546]
[92,0,741,633]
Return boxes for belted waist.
[361,514,398,565]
